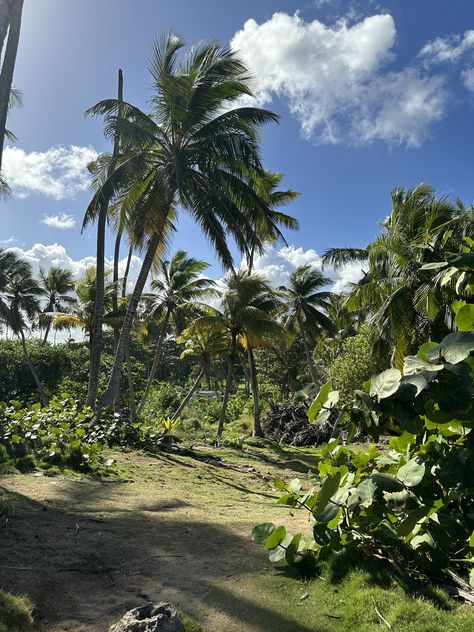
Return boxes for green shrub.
[254,328,474,587]
[0,590,33,631]
[141,382,182,421]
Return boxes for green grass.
[0,590,33,632]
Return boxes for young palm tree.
[323,184,472,366]
[85,33,282,413]
[0,251,47,404]
[137,250,216,415]
[187,270,284,437]
[38,266,74,343]
[173,327,229,420]
[279,265,336,384]
[47,267,116,354]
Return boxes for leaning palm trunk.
[0,0,14,59]
[112,225,122,352]
[0,0,23,171]
[171,369,204,421]
[121,244,133,298]
[87,68,123,409]
[137,307,171,416]
[247,345,263,437]
[98,230,164,412]
[217,335,237,437]
[19,329,47,406]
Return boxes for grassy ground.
[1,441,474,631]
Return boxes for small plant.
[160,416,180,434]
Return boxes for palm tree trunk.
[298,313,317,384]
[19,329,47,406]
[247,345,263,437]
[217,334,236,437]
[0,0,23,171]
[98,230,163,412]
[126,341,136,422]
[137,307,171,416]
[121,243,133,298]
[171,369,203,421]
[87,68,123,409]
[0,0,15,60]
[112,225,122,352]
[42,320,51,344]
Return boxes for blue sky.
[3,0,474,289]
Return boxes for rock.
[109,602,184,632]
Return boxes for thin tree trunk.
[98,230,163,412]
[0,0,23,171]
[171,369,203,421]
[112,226,122,352]
[87,68,123,408]
[217,334,236,437]
[0,0,14,60]
[19,329,47,405]
[247,345,263,437]
[126,340,136,422]
[121,243,133,298]
[298,313,317,384]
[137,307,171,416]
[42,320,51,344]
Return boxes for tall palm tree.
[323,184,472,366]
[137,250,216,415]
[0,250,47,404]
[173,327,229,420]
[187,270,283,437]
[38,266,74,343]
[0,0,23,173]
[86,33,282,413]
[279,265,335,384]
[84,68,124,408]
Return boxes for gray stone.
[109,602,184,632]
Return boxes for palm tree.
[47,267,116,354]
[323,184,472,366]
[137,250,216,415]
[0,0,23,172]
[173,327,229,420]
[84,68,124,408]
[279,265,336,384]
[85,32,281,413]
[0,250,47,404]
[187,270,283,437]
[38,266,74,343]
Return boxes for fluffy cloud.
[41,213,76,229]
[247,244,365,293]
[420,30,474,65]
[3,145,97,199]
[230,12,447,146]
[7,243,143,295]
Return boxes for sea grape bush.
[253,325,474,585]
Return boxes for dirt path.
[0,447,315,632]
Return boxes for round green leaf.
[397,457,425,487]
[252,523,275,544]
[455,304,474,332]
[370,368,402,400]
[266,525,287,550]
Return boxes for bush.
[0,590,33,632]
[254,328,474,588]
[141,382,183,422]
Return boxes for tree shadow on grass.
[0,481,327,632]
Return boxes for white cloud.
[420,30,474,65]
[41,213,76,229]
[246,244,364,293]
[6,243,143,294]
[230,12,448,146]
[462,68,474,93]
[3,145,98,199]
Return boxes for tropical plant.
[38,266,74,342]
[85,32,284,414]
[186,270,284,437]
[137,250,216,415]
[253,324,474,594]
[173,327,229,419]
[279,265,336,384]
[0,250,46,404]
[323,184,474,367]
